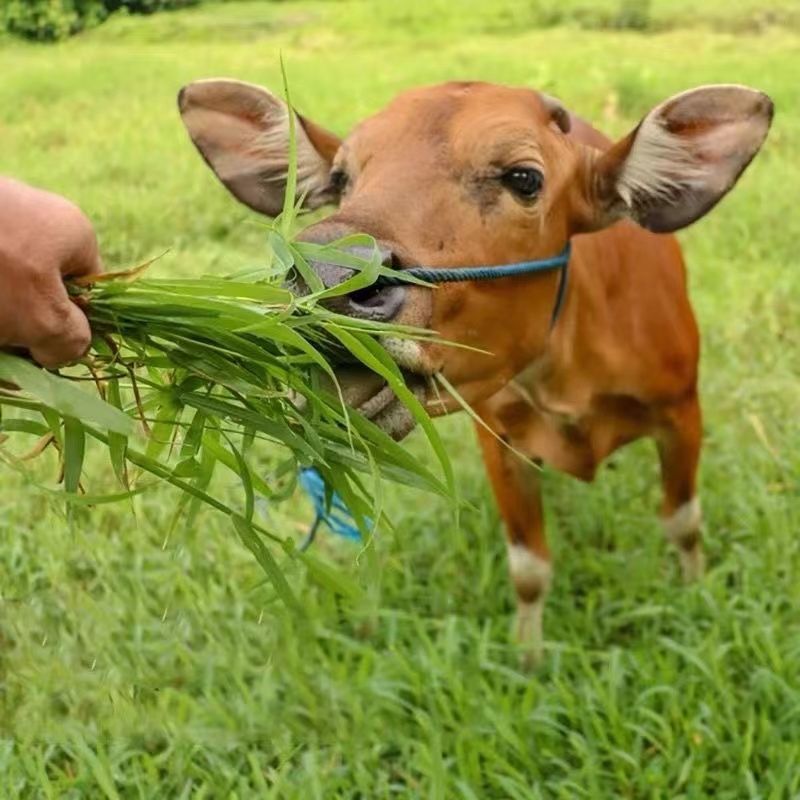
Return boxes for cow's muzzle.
[291,242,407,323]
[289,227,428,440]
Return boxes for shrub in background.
[104,0,200,14]
[4,0,94,42]
[2,0,200,42]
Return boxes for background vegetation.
[1,0,199,42]
[1,0,798,796]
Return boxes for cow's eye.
[330,169,349,193]
[501,167,544,199]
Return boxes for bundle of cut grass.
[0,66,454,608]
[0,233,453,608]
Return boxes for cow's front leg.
[475,423,551,669]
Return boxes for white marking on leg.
[507,545,552,666]
[662,497,702,543]
[661,497,704,581]
[508,544,552,594]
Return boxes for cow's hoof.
[679,545,706,583]
[519,644,544,672]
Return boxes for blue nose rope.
[380,242,572,330]
[298,242,572,548]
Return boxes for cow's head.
[179,80,772,436]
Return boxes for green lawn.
[1,1,799,796]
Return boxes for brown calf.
[180,79,772,662]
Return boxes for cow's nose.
[305,245,406,322]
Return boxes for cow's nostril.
[350,285,385,306]
[347,285,406,321]
[346,247,406,319]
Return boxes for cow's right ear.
[178,79,342,217]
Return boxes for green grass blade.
[232,514,303,615]
[279,55,299,238]
[63,417,85,495]
[105,377,129,488]
[325,325,456,503]
[202,432,273,499]
[0,353,132,436]
[224,433,255,523]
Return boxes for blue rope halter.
[380,242,572,329]
[298,242,572,549]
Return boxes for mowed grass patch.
[1,1,799,796]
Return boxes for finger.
[59,204,104,279]
[28,300,92,370]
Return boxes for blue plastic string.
[298,467,371,550]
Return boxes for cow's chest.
[482,364,651,482]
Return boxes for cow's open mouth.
[332,364,427,441]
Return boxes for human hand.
[0,178,102,368]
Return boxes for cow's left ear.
[178,78,342,217]
[584,85,773,233]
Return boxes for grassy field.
[1,1,799,796]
